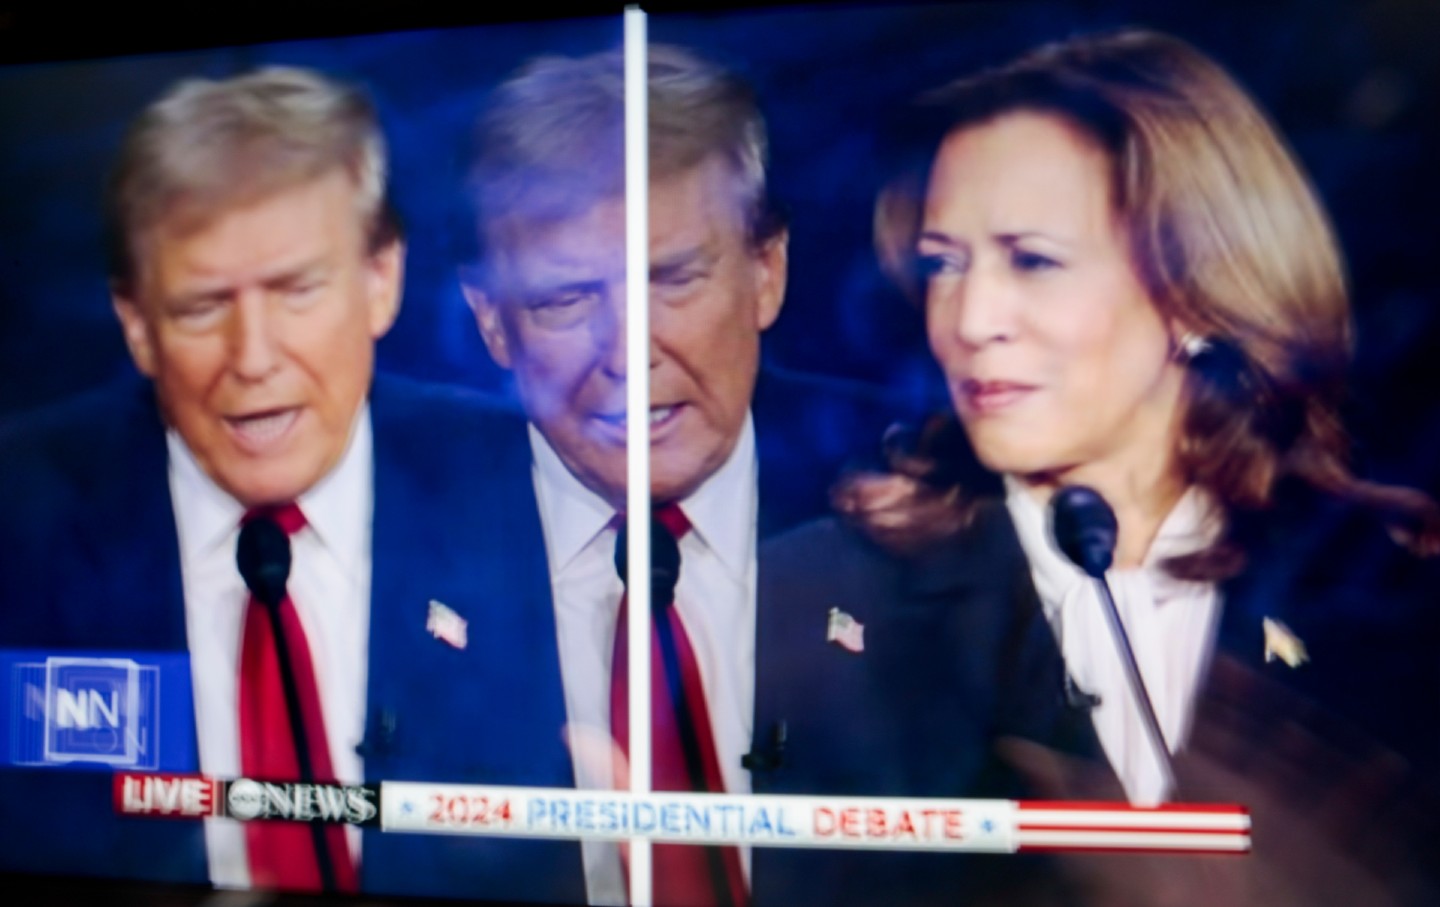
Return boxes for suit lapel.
[1210,514,1317,681]
[751,536,788,794]
[69,382,188,650]
[68,382,203,881]
[750,367,929,788]
[751,375,804,543]
[918,504,1105,764]
[750,386,822,794]
[364,377,569,781]
[1215,574,1267,671]
[362,379,583,902]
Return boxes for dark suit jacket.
[0,362,993,905]
[746,478,1440,906]
[1006,483,1440,788]
[1188,490,1440,906]
[0,375,586,904]
[707,366,993,906]
[747,502,1059,907]
[705,368,1068,906]
[1208,483,1440,772]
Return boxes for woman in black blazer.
[839,27,1440,905]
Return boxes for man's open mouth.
[224,407,300,449]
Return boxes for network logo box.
[1,650,196,772]
[44,658,157,766]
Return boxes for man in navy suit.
[462,46,1003,907]
[0,66,583,903]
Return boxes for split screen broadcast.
[2,3,1439,905]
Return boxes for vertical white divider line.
[622,7,652,907]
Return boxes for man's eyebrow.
[650,245,715,276]
[517,277,606,301]
[163,286,233,310]
[260,259,330,287]
[161,257,332,309]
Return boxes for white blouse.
[1005,477,1222,805]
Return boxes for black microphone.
[237,516,291,608]
[1064,675,1102,711]
[742,720,787,773]
[1049,486,1175,793]
[613,511,682,609]
[612,515,692,763]
[236,514,337,892]
[1051,486,1117,578]
[355,709,397,759]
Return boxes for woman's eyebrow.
[916,229,964,247]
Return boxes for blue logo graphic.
[43,658,156,765]
[2,649,196,771]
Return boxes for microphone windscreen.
[649,511,681,609]
[611,513,682,608]
[1050,485,1118,578]
[237,516,292,609]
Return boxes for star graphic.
[980,818,996,834]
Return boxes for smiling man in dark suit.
[0,66,582,903]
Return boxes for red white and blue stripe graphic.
[1015,801,1250,854]
[114,773,1251,855]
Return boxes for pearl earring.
[1174,331,1212,362]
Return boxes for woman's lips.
[958,378,1036,415]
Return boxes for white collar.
[1004,475,1220,616]
[528,413,757,579]
[672,413,757,581]
[166,404,373,574]
[529,423,620,574]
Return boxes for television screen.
[2,2,1437,905]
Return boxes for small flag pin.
[826,607,865,654]
[426,600,468,650]
[1262,617,1307,668]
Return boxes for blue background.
[0,650,197,772]
[2,1,1437,494]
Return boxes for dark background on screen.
[652,0,1440,497]
[3,0,1438,497]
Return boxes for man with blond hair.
[0,66,583,902]
[465,46,950,907]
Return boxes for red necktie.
[611,504,748,907]
[238,503,359,893]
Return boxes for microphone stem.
[261,599,339,893]
[1091,576,1176,795]
[652,596,736,907]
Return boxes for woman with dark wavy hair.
[839,27,1440,822]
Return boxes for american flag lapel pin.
[1262,616,1307,668]
[426,600,469,650]
[826,607,865,654]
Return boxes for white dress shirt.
[1005,477,1221,806]
[531,416,759,907]
[170,409,373,888]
